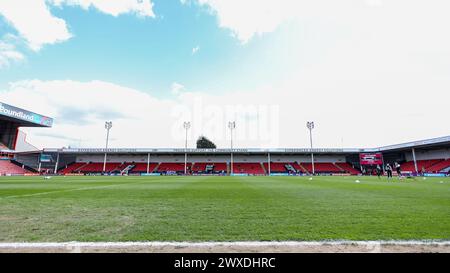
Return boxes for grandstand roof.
[36,135,450,155]
[377,136,450,152]
[0,102,53,127]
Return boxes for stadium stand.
[400,159,443,172]
[191,162,228,174]
[233,163,265,175]
[300,162,342,173]
[77,162,122,173]
[59,162,87,174]
[426,159,450,173]
[0,159,31,175]
[54,159,450,175]
[129,163,158,173]
[289,162,304,172]
[263,162,301,173]
[191,162,209,172]
[211,163,227,173]
[157,163,190,173]
[335,162,360,175]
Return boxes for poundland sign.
[0,102,53,127]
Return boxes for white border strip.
[1,241,449,248]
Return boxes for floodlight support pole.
[183,122,190,175]
[185,129,187,175]
[147,153,150,174]
[228,122,235,176]
[230,131,233,175]
[54,152,59,174]
[310,129,315,175]
[38,153,42,173]
[307,122,315,175]
[412,148,418,173]
[103,122,112,173]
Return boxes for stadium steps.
[120,164,135,174]
[335,162,360,175]
[260,162,267,174]
[10,160,37,173]
[290,162,303,173]
[112,163,127,173]
[153,162,161,172]
[0,160,32,175]
[74,162,89,172]
[427,159,450,172]
[298,163,310,174]
[333,163,345,172]
[152,163,160,173]
[400,159,443,172]
[285,163,297,173]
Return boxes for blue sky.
[0,0,299,97]
[0,0,449,149]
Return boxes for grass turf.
[0,175,449,242]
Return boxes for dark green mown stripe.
[0,176,449,242]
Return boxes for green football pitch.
[0,175,449,242]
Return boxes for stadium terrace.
[0,102,449,177]
[4,137,450,177]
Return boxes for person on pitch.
[376,164,382,179]
[385,163,393,179]
[394,162,402,179]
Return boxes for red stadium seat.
[129,163,158,173]
[400,159,443,172]
[335,162,360,175]
[77,162,122,173]
[156,163,190,173]
[0,160,32,175]
[190,162,228,173]
[232,163,265,175]
[425,159,450,172]
[262,162,302,173]
[59,162,86,174]
[300,162,342,173]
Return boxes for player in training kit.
[385,164,393,179]
[376,165,382,179]
[394,162,402,178]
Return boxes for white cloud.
[194,0,298,43]
[51,0,155,17]
[0,0,72,51]
[0,0,155,51]
[192,45,200,55]
[0,80,175,148]
[0,1,449,149]
[191,0,450,47]
[0,40,25,68]
[1,77,449,150]
[171,82,185,95]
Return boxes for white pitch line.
[0,241,449,249]
[0,176,193,200]
[0,180,152,200]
